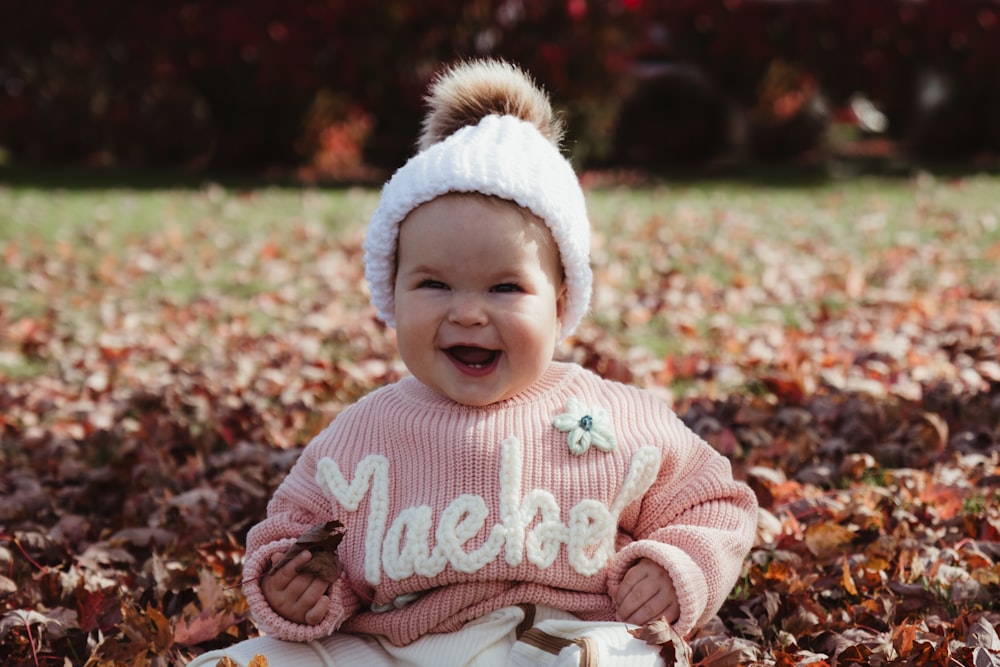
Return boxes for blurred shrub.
[1,0,997,171]
[0,0,632,172]
[628,0,1000,163]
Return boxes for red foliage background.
[2,0,999,170]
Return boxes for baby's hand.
[613,558,679,627]
[261,549,332,625]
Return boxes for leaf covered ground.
[1,173,999,666]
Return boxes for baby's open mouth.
[446,345,500,369]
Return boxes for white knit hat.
[363,86,592,340]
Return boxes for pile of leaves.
[0,177,998,666]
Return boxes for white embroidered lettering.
[523,490,565,569]
[500,436,526,565]
[437,495,505,573]
[316,455,389,585]
[315,443,662,585]
[567,499,614,575]
[610,446,661,515]
[382,505,437,579]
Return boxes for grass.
[2,167,1000,384]
[0,181,378,318]
[0,182,374,246]
[587,174,1000,341]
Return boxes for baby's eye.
[418,279,448,290]
[491,283,522,294]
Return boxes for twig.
[20,611,41,667]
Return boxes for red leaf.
[77,587,123,633]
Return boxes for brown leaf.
[629,617,692,666]
[268,520,345,583]
[803,522,855,559]
[211,656,268,667]
[892,619,920,657]
[689,636,763,666]
[838,644,873,664]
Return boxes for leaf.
[175,609,231,647]
[969,647,1000,667]
[966,615,1000,650]
[0,574,16,597]
[629,617,692,666]
[838,644,873,664]
[689,636,763,666]
[77,587,124,633]
[268,520,345,583]
[0,609,49,637]
[803,522,855,559]
[841,556,858,596]
[212,656,268,667]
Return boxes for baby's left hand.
[613,558,679,627]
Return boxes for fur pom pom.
[418,59,563,151]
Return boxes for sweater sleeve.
[605,401,757,638]
[241,438,361,641]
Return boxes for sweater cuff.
[608,541,708,639]
[242,540,352,642]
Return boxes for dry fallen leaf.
[629,617,692,666]
[4,181,1000,665]
[267,520,345,582]
[689,635,763,667]
[803,522,855,559]
[212,656,267,667]
[966,615,1000,651]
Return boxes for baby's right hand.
[261,549,332,625]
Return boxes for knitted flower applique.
[553,397,616,455]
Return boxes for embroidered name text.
[315,437,660,585]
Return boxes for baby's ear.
[555,280,569,331]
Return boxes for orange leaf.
[892,620,918,657]
[841,556,858,596]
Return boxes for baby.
[188,59,757,666]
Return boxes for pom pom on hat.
[363,59,593,340]
[418,59,564,150]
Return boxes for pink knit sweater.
[242,362,757,647]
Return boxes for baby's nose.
[448,293,488,326]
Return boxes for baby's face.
[393,194,566,406]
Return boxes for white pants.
[185,605,665,666]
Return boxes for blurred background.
[2,0,999,179]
